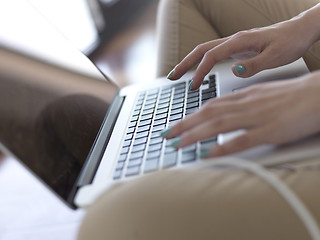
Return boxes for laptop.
[74,56,320,208]
[1,42,320,209]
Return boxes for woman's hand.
[167,13,320,90]
[162,72,320,158]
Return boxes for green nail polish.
[160,128,171,138]
[167,69,175,79]
[234,65,245,75]
[199,149,211,158]
[188,80,193,91]
[170,137,181,148]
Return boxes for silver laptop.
[74,57,320,207]
[1,43,319,209]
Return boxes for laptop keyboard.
[113,74,217,180]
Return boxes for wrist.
[294,4,320,44]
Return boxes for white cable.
[206,158,320,240]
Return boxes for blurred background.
[0,0,159,86]
[0,0,159,239]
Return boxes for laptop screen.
[0,0,117,205]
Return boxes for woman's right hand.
[167,7,320,90]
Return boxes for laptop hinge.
[76,92,125,187]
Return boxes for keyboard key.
[140,113,153,121]
[125,166,141,177]
[132,110,140,116]
[174,88,185,94]
[158,102,170,109]
[144,102,156,110]
[123,140,131,148]
[149,137,163,145]
[159,92,171,100]
[138,92,146,99]
[155,112,167,120]
[113,169,122,179]
[187,91,199,98]
[128,121,137,128]
[202,87,216,95]
[174,83,186,89]
[161,87,172,93]
[148,143,162,152]
[142,108,154,116]
[131,144,146,153]
[116,161,125,170]
[209,81,216,88]
[185,107,198,115]
[118,154,127,162]
[168,119,180,125]
[146,150,161,159]
[181,151,196,163]
[171,102,184,110]
[182,144,197,152]
[156,107,169,115]
[154,118,166,126]
[134,103,143,111]
[144,159,159,172]
[209,74,216,81]
[169,113,183,121]
[170,108,183,115]
[163,152,178,168]
[172,97,184,104]
[130,115,139,122]
[187,96,199,104]
[137,99,144,105]
[173,92,185,99]
[202,79,209,85]
[129,151,144,160]
[200,137,217,150]
[146,93,158,100]
[133,137,148,146]
[202,91,216,100]
[139,119,152,127]
[144,101,157,107]
[137,125,150,133]
[151,124,166,133]
[125,133,134,141]
[135,131,149,139]
[128,158,143,168]
[164,146,175,154]
[186,102,199,109]
[158,98,170,106]
[127,127,135,134]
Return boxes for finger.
[232,48,277,78]
[162,97,253,140]
[176,112,257,149]
[191,37,261,90]
[201,128,267,158]
[167,38,228,80]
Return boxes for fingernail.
[160,128,171,138]
[170,137,181,148]
[188,80,193,91]
[234,64,245,75]
[167,69,175,79]
[199,149,211,159]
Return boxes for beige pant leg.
[78,159,320,240]
[156,0,320,77]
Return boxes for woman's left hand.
[162,72,320,158]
